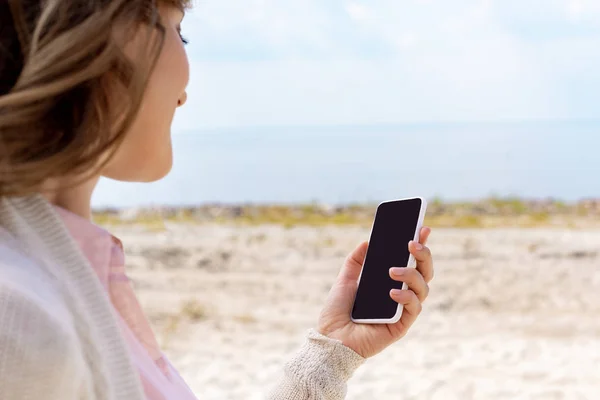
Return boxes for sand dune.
[111,224,600,400]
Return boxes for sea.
[92,120,599,208]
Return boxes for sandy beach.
[110,223,600,399]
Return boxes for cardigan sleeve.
[267,329,365,400]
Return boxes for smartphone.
[351,197,427,324]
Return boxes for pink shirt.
[54,206,198,400]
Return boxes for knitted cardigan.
[0,195,365,399]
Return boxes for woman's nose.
[177,92,187,107]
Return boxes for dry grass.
[93,198,600,230]
[181,299,209,322]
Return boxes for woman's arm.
[268,228,434,399]
[268,329,365,400]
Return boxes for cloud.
[183,0,340,60]
[567,0,600,22]
[173,0,600,129]
[568,0,585,20]
[173,53,555,130]
[345,3,373,22]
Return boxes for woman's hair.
[0,0,189,196]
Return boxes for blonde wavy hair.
[0,0,190,196]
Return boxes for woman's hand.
[317,227,434,358]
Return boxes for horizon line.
[173,117,600,134]
[91,196,600,211]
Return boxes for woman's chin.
[102,153,173,183]
[141,161,173,182]
[134,158,174,182]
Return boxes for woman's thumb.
[338,241,369,285]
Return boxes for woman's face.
[101,5,189,182]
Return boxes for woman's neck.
[41,175,100,220]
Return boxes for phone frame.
[351,197,428,324]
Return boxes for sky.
[171,0,600,130]
[94,1,600,206]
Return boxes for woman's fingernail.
[391,289,403,297]
[413,241,423,251]
[390,267,405,276]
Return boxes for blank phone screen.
[351,198,422,321]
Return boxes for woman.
[0,1,434,399]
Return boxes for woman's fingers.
[409,240,434,283]
[389,289,422,335]
[389,267,429,303]
[419,226,431,246]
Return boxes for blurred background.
[94,0,599,207]
[92,1,600,399]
